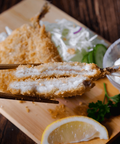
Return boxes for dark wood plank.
[114,0,120,38]
[0,113,8,143]
[69,0,79,21]
[49,0,120,43]
[96,0,110,41]
[1,0,120,43]
[0,114,36,144]
[102,0,118,42]
[0,0,22,13]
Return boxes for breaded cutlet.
[3,62,104,98]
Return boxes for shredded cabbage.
[40,19,108,62]
[0,19,108,62]
[0,26,12,42]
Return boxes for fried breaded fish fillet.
[0,22,62,64]
[0,3,62,64]
[0,62,111,98]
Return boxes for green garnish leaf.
[87,100,110,122]
[87,83,120,122]
[103,83,120,103]
[109,94,120,103]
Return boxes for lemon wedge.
[41,116,108,144]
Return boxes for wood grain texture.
[47,0,120,43]
[1,0,120,42]
[0,113,36,144]
[0,0,119,144]
[0,0,22,13]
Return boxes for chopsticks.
[0,64,59,104]
[0,63,41,70]
[106,132,120,144]
[0,92,59,104]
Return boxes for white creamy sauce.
[112,58,120,84]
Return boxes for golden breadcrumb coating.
[0,62,103,98]
[0,61,115,98]
[0,24,62,64]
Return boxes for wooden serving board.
[0,0,119,143]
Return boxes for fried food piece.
[0,24,62,64]
[1,62,116,98]
[6,62,117,98]
[0,62,102,98]
[0,3,62,64]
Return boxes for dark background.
[0,0,120,43]
[0,0,120,144]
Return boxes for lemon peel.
[41,116,108,144]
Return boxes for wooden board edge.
[0,107,40,144]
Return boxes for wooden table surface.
[0,0,120,144]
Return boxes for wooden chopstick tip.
[0,92,59,104]
[106,132,120,144]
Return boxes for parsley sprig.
[87,83,120,122]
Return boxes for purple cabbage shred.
[73,27,82,34]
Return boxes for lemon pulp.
[48,121,99,143]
